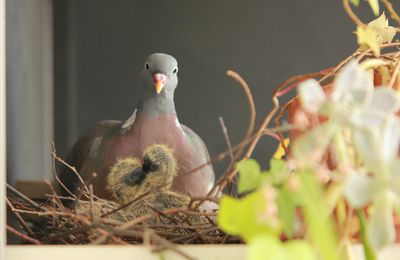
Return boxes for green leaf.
[247,235,316,260]
[285,240,316,260]
[218,187,280,241]
[356,25,380,56]
[246,235,284,260]
[356,209,377,260]
[349,0,360,6]
[237,159,263,193]
[277,188,298,238]
[265,159,289,185]
[298,170,341,260]
[367,0,379,16]
[368,13,396,45]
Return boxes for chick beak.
[153,73,167,94]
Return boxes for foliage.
[219,40,400,260]
[218,3,400,260]
[356,13,396,56]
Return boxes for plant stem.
[356,209,377,260]
[342,0,367,28]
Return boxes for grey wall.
[54,0,374,176]
[7,0,53,183]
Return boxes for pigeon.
[59,53,215,201]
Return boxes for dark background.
[7,0,376,183]
[53,0,375,176]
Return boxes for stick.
[6,198,34,236]
[147,230,196,260]
[389,59,400,88]
[219,116,234,164]
[381,0,400,26]
[6,183,43,211]
[51,142,77,198]
[6,225,41,244]
[226,70,256,160]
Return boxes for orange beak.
[153,73,167,94]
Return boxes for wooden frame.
[1,0,6,258]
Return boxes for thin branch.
[117,207,216,230]
[381,0,400,26]
[217,96,280,192]
[52,148,89,193]
[226,70,256,159]
[44,179,65,210]
[6,225,41,244]
[6,198,34,236]
[147,229,196,260]
[44,225,94,243]
[89,184,96,222]
[389,58,400,88]
[219,116,234,164]
[6,183,43,211]
[71,172,97,209]
[342,0,367,27]
[51,142,77,199]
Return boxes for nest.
[7,182,236,245]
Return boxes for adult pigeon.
[59,53,215,201]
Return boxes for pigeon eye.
[173,68,178,74]
[145,62,150,70]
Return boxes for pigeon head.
[141,53,178,97]
[106,144,177,204]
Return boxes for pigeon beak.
[153,73,167,94]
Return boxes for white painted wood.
[6,245,246,260]
[0,0,5,258]
[4,244,400,260]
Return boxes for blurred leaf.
[360,58,389,70]
[218,196,242,236]
[246,234,284,260]
[368,13,396,45]
[218,188,279,241]
[285,240,316,260]
[265,158,289,185]
[356,26,380,56]
[237,159,263,193]
[298,170,341,260]
[292,123,335,163]
[331,59,374,109]
[298,79,327,113]
[349,0,360,6]
[367,0,379,16]
[377,66,392,86]
[368,87,400,114]
[247,235,316,260]
[353,113,400,168]
[343,172,376,208]
[277,188,298,238]
[356,209,377,260]
[368,191,396,249]
[357,13,396,56]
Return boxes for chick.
[104,144,208,226]
[107,144,177,204]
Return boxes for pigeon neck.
[136,93,177,117]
